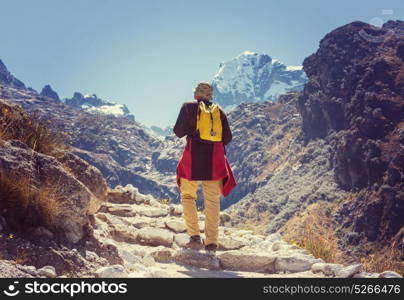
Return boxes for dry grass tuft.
[0,103,68,156]
[360,240,404,276]
[280,201,344,264]
[0,170,63,231]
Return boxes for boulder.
[0,139,100,243]
[353,272,380,278]
[137,227,174,247]
[131,218,153,229]
[312,262,363,278]
[107,184,137,204]
[334,264,363,278]
[148,247,173,263]
[95,265,128,278]
[172,249,220,270]
[110,225,138,243]
[138,208,168,218]
[272,241,284,251]
[218,250,276,273]
[37,266,57,278]
[311,263,344,277]
[107,204,136,217]
[275,254,323,273]
[169,204,183,216]
[174,233,190,248]
[165,220,187,233]
[379,271,402,278]
[218,236,246,250]
[55,150,108,209]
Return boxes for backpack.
[195,100,223,142]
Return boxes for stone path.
[90,184,401,278]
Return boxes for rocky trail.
[0,182,401,279]
[86,185,398,278]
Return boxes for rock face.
[212,51,307,110]
[0,139,105,243]
[54,150,108,206]
[222,20,403,268]
[40,85,60,101]
[0,59,25,89]
[0,99,107,243]
[297,20,404,244]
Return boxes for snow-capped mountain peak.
[63,92,135,121]
[212,51,307,109]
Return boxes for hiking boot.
[204,243,217,253]
[184,235,204,250]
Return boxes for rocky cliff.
[298,20,403,247]
[225,20,403,272]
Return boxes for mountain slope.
[0,64,177,201]
[225,20,403,270]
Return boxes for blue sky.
[0,0,403,128]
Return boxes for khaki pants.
[179,177,223,245]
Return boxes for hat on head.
[193,82,213,101]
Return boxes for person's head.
[193,82,213,101]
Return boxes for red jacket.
[174,100,237,197]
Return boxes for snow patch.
[83,103,127,117]
[286,66,303,71]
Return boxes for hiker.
[173,82,237,252]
